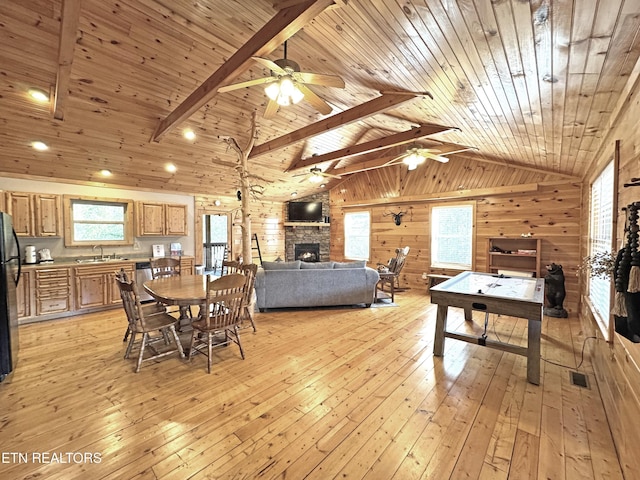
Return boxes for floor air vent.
[570,371,590,389]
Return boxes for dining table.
[143,274,208,331]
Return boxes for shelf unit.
[486,237,541,277]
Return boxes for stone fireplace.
[284,191,330,262]
[294,243,320,262]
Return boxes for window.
[64,196,133,246]
[589,161,614,331]
[430,202,475,270]
[344,211,370,260]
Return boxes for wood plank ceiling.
[1,0,639,201]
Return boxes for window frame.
[63,195,134,247]
[344,210,371,261]
[429,201,476,271]
[587,160,615,339]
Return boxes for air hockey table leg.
[433,304,448,356]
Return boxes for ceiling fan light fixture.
[403,152,426,170]
[309,172,324,183]
[265,76,304,106]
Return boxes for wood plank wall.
[579,77,640,479]
[328,161,582,313]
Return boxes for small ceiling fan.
[387,144,450,170]
[218,41,345,118]
[293,167,342,183]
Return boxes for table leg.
[433,304,448,356]
[177,306,192,332]
[527,319,541,385]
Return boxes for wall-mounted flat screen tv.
[288,201,323,222]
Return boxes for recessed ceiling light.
[165,163,177,173]
[291,192,298,197]
[183,129,196,141]
[28,88,49,102]
[100,169,112,176]
[31,141,49,151]
[214,200,221,206]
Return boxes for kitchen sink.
[75,257,128,263]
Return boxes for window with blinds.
[589,161,614,326]
[430,203,474,269]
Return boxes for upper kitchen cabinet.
[135,202,188,237]
[4,192,62,237]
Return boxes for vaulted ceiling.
[1,0,639,201]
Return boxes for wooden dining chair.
[117,269,166,342]
[222,259,240,275]
[188,273,246,373]
[115,272,185,373]
[238,263,258,332]
[150,256,181,279]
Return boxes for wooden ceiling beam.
[285,123,457,171]
[249,92,423,158]
[150,0,335,142]
[52,0,82,121]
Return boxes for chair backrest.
[204,273,245,330]
[222,260,240,275]
[115,273,147,333]
[388,246,410,274]
[239,263,258,306]
[150,257,181,279]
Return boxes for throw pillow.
[333,260,366,269]
[300,261,335,269]
[262,260,301,270]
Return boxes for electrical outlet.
[134,240,140,250]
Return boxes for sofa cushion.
[262,260,301,270]
[300,261,335,269]
[333,260,366,269]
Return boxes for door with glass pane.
[203,214,228,274]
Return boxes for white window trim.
[429,201,476,271]
[344,210,370,261]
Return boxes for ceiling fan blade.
[320,171,342,179]
[252,56,287,75]
[263,99,279,119]
[218,76,277,93]
[296,84,332,115]
[425,154,450,163]
[417,148,442,155]
[294,72,345,88]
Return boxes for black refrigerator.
[0,212,21,382]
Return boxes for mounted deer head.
[384,210,407,226]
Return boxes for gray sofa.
[255,260,380,311]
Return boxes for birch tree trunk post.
[225,111,258,264]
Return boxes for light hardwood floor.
[0,291,624,479]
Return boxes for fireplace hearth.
[295,243,320,262]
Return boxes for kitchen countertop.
[20,255,194,270]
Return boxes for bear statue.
[544,263,568,318]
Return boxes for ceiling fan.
[293,167,342,183]
[218,41,345,118]
[387,144,450,170]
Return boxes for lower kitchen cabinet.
[180,256,194,275]
[35,268,71,316]
[74,263,134,310]
[17,270,31,318]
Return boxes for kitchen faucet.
[93,245,104,260]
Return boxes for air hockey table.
[430,271,545,384]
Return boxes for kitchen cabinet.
[17,270,31,318]
[74,263,135,310]
[136,202,188,236]
[180,256,194,275]
[4,191,62,237]
[486,237,541,278]
[35,268,71,315]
